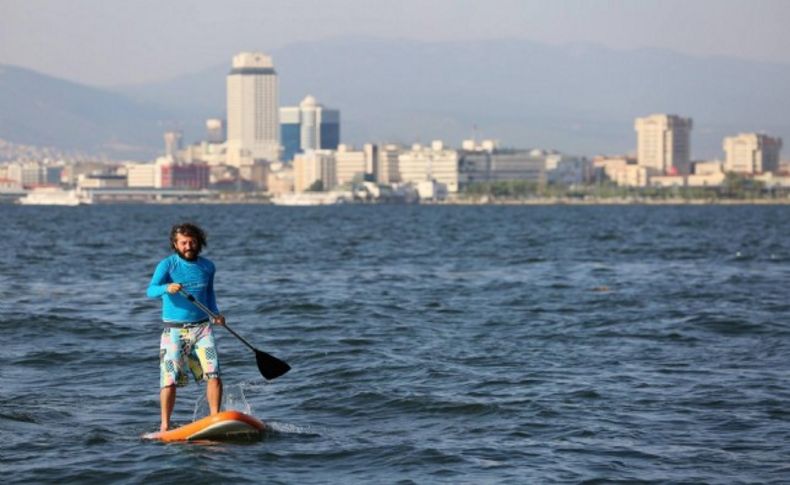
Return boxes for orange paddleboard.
[143,411,266,442]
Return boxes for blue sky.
[2,0,789,86]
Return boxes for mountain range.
[2,36,789,160]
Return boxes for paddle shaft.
[178,290,256,353]
[177,288,291,380]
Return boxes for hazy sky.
[2,0,789,86]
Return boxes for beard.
[176,247,200,261]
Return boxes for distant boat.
[18,187,92,206]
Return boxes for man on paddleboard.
[147,222,225,432]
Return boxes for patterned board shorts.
[159,324,221,388]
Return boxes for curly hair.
[170,222,207,254]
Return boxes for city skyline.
[1,2,790,160]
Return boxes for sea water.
[2,204,790,483]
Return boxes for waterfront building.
[613,165,649,187]
[226,52,281,166]
[459,142,547,188]
[723,133,783,174]
[635,114,693,175]
[649,175,685,188]
[5,162,58,188]
[280,95,340,162]
[293,150,336,192]
[376,144,402,185]
[160,162,210,190]
[58,162,106,186]
[335,144,369,187]
[77,173,127,189]
[363,144,378,180]
[126,163,158,188]
[687,173,725,187]
[546,154,591,185]
[693,160,724,175]
[125,158,209,189]
[685,160,726,187]
[754,172,790,188]
[399,141,459,193]
[592,156,633,182]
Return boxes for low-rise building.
[335,144,368,187]
[293,150,336,192]
[459,141,547,188]
[78,173,127,189]
[649,175,685,187]
[593,156,648,187]
[126,163,158,188]
[376,144,402,185]
[399,141,459,193]
[687,172,726,187]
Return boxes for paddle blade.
[255,350,291,380]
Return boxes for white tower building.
[226,52,281,166]
[723,133,783,174]
[280,95,341,161]
[635,114,693,175]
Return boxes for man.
[146,222,226,432]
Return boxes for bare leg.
[160,385,176,432]
[207,377,223,415]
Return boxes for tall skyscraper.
[226,52,280,165]
[723,133,783,174]
[635,114,693,175]
[280,95,340,162]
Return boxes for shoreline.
[444,197,790,206]
[6,194,790,206]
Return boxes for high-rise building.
[280,95,340,162]
[723,133,783,174]
[635,114,693,175]
[226,52,280,166]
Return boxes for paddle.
[178,289,291,380]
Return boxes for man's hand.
[166,283,183,294]
[212,314,226,326]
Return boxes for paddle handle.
[178,289,257,353]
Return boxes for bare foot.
[160,423,169,433]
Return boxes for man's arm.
[146,259,171,298]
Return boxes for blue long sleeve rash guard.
[147,254,220,323]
